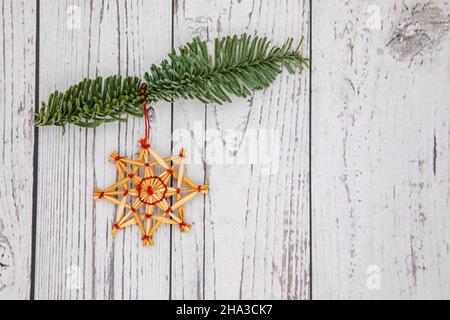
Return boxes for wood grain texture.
[0,0,35,299]
[312,0,450,299]
[172,0,311,299]
[5,0,449,300]
[34,0,172,299]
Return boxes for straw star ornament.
[94,137,208,246]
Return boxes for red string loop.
[138,83,151,144]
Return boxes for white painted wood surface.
[312,0,450,299]
[1,0,449,300]
[35,0,172,299]
[172,0,310,300]
[0,0,35,299]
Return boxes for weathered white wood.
[35,0,172,299]
[7,0,450,301]
[171,0,208,299]
[0,0,35,300]
[172,0,311,299]
[312,0,450,299]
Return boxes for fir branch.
[144,34,308,104]
[35,34,308,129]
[34,76,143,128]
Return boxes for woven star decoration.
[93,137,208,246]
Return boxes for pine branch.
[34,76,143,128]
[144,34,308,104]
[35,34,308,129]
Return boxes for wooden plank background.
[0,0,36,299]
[172,0,310,300]
[312,0,450,299]
[0,0,448,300]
